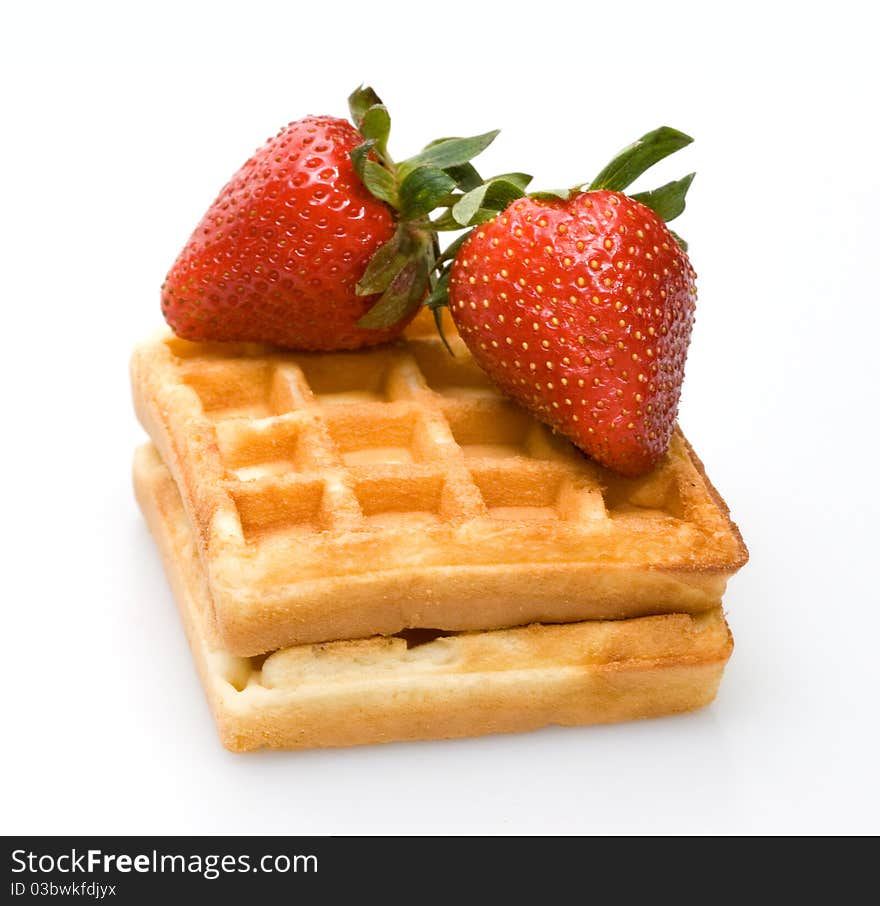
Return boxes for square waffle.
[131,314,746,656]
[134,443,734,752]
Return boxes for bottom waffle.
[134,443,734,752]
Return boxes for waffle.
[131,313,746,656]
[134,443,733,752]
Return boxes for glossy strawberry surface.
[449,190,696,476]
[161,116,407,350]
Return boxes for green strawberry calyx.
[348,85,696,338]
[347,85,504,343]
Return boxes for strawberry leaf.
[348,85,384,127]
[356,226,410,296]
[399,131,499,178]
[445,162,483,192]
[432,303,455,356]
[426,268,450,309]
[452,185,490,226]
[398,167,456,219]
[425,270,455,354]
[359,105,391,153]
[350,139,376,178]
[589,127,693,192]
[631,173,695,223]
[669,230,688,252]
[361,160,399,208]
[470,208,503,226]
[429,210,465,231]
[358,256,427,329]
[452,173,531,226]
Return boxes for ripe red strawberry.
[445,129,697,476]
[161,86,503,351]
[161,115,404,350]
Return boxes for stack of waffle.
[131,313,747,752]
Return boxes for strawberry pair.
[162,87,696,477]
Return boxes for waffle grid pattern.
[170,332,685,544]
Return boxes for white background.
[3,0,877,835]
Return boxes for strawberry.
[443,128,697,476]
[162,115,398,350]
[161,87,502,351]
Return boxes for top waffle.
[131,312,746,656]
